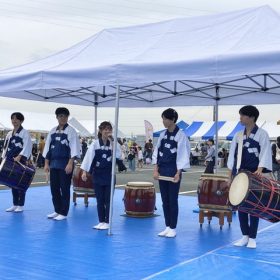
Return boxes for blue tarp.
[183,121,203,137]
[202,121,226,140]
[226,122,244,140]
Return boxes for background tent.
[260,122,280,140]
[153,120,188,137]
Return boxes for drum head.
[229,173,249,206]
[126,181,153,187]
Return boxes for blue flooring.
[0,187,279,280]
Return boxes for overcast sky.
[1,0,280,135]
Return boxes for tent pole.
[94,93,98,138]
[108,85,120,236]
[214,86,219,174]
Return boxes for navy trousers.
[12,189,26,206]
[94,183,111,223]
[238,211,259,239]
[159,180,180,229]
[50,168,72,216]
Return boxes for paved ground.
[0,163,229,195]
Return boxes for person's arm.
[257,130,272,174]
[81,142,96,173]
[17,130,32,161]
[227,134,238,171]
[152,133,164,179]
[65,128,81,174]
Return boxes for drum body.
[198,174,230,210]
[0,157,35,192]
[124,182,155,217]
[72,165,94,193]
[229,172,280,223]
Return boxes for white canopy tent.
[0,6,280,107]
[261,122,280,140]
[1,6,280,234]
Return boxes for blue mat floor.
[0,187,279,280]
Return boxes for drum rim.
[126,182,154,187]
[200,174,229,181]
[229,172,249,206]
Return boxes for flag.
[144,120,153,142]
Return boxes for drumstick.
[158,175,175,182]
[15,161,35,172]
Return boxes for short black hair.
[277,136,280,142]
[161,108,178,123]
[55,107,70,116]
[208,139,214,145]
[11,112,24,122]
[239,105,259,122]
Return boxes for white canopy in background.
[0,6,280,107]
[260,122,280,140]
[0,109,92,135]
[0,110,58,132]
[79,120,126,138]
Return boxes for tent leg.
[214,87,219,174]
[94,93,98,138]
[108,85,120,236]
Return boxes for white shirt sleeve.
[19,129,32,158]
[81,142,96,172]
[42,128,54,158]
[116,143,122,159]
[1,131,12,159]
[227,133,238,170]
[68,126,81,159]
[152,131,165,165]
[258,129,272,171]
[175,131,190,170]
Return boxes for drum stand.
[199,209,232,229]
[73,190,95,207]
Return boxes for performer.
[153,108,190,238]
[228,105,272,249]
[80,121,121,230]
[2,112,32,213]
[204,139,215,174]
[43,107,80,221]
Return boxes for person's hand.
[174,172,181,183]
[81,171,88,182]
[153,170,159,180]
[13,155,22,162]
[65,162,73,174]
[254,167,263,176]
[44,163,50,173]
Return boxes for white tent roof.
[79,120,126,138]
[260,122,280,140]
[0,110,58,132]
[1,6,280,107]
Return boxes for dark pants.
[204,160,215,174]
[159,180,180,229]
[50,168,72,216]
[12,188,26,206]
[238,211,259,239]
[94,183,111,223]
[36,153,45,168]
